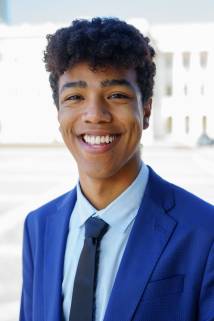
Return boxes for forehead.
[58,62,138,91]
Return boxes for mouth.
[78,133,121,153]
[82,134,120,145]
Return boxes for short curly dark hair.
[44,17,156,109]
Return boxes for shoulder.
[25,187,77,226]
[171,182,214,227]
[148,166,214,231]
[172,181,213,212]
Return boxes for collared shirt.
[62,162,149,321]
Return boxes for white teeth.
[91,136,95,144]
[83,135,116,145]
[101,136,105,143]
[95,136,101,144]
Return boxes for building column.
[152,52,165,140]
[171,51,186,142]
[206,50,214,137]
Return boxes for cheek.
[130,119,143,144]
[122,108,143,135]
[132,107,144,137]
[58,120,78,151]
[128,112,143,145]
[58,110,77,134]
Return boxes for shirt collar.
[76,161,149,232]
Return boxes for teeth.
[101,136,105,143]
[83,135,116,145]
[95,136,101,144]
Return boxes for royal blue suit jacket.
[19,167,214,321]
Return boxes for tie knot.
[85,217,109,240]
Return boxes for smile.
[79,133,121,153]
[83,134,116,145]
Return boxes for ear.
[143,98,152,130]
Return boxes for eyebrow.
[101,79,134,90]
[60,81,87,93]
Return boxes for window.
[163,53,173,97]
[166,117,173,134]
[165,85,172,96]
[164,53,173,69]
[185,116,190,134]
[200,52,208,69]
[182,52,190,69]
[202,116,207,133]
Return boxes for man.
[20,18,214,321]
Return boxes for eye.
[65,94,84,101]
[108,93,130,100]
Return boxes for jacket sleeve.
[198,241,214,320]
[19,215,34,321]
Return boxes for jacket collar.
[43,188,77,321]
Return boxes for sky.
[6,0,214,25]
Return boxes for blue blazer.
[19,167,214,321]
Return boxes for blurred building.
[0,20,214,145]
[0,0,8,23]
[151,23,214,145]
[0,23,61,143]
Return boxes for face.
[58,62,152,181]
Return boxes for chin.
[79,162,121,180]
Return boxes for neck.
[79,156,142,210]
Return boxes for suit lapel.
[43,188,77,321]
[104,168,178,321]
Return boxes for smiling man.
[19,18,214,321]
[58,63,150,210]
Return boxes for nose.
[81,97,112,124]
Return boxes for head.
[44,17,156,109]
[43,17,156,182]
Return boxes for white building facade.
[151,23,214,145]
[0,21,214,145]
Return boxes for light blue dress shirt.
[62,162,149,321]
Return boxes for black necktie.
[69,217,109,321]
